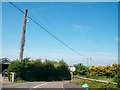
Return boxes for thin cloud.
[2,48,118,66]
[72,24,90,32]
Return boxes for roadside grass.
[89,76,114,82]
[72,79,118,88]
[74,75,114,82]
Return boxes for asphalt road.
[2,81,68,88]
[2,81,86,90]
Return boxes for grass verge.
[72,79,119,88]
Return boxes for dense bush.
[7,58,71,81]
[88,64,120,88]
[89,64,120,78]
[73,63,88,76]
[113,72,120,88]
[74,63,120,79]
[7,60,28,80]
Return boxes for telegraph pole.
[87,58,89,67]
[89,57,92,66]
[19,9,28,62]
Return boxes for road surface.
[3,81,66,88]
[2,81,86,90]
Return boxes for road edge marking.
[32,83,47,88]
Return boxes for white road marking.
[62,83,64,88]
[32,83,47,88]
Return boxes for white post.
[11,72,15,82]
[70,66,76,82]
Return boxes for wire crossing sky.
[8,1,89,59]
[2,2,118,65]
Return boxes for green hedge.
[7,59,71,81]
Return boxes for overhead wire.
[8,1,90,60]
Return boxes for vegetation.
[72,79,118,88]
[73,63,120,88]
[74,63,88,76]
[7,58,71,81]
[113,72,120,88]
[6,58,120,88]
[89,64,120,78]
[88,64,120,87]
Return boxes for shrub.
[8,60,26,80]
[74,63,88,76]
[113,72,120,88]
[89,64,120,78]
[7,59,71,81]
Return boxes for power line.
[8,1,89,59]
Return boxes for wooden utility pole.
[87,58,89,67]
[19,9,28,62]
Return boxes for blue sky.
[2,2,118,66]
